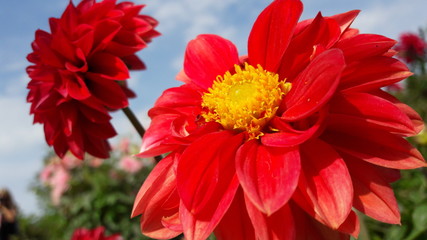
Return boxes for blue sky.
[1,0,426,215]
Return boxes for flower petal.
[61,71,91,100]
[184,34,239,90]
[335,34,396,62]
[131,154,182,239]
[88,52,130,80]
[236,140,300,215]
[177,131,243,240]
[282,48,346,121]
[248,0,303,72]
[339,56,412,92]
[291,201,351,240]
[329,92,418,136]
[132,153,174,216]
[137,113,180,158]
[214,189,256,240]
[371,89,424,133]
[293,139,353,229]
[86,73,128,109]
[153,84,202,109]
[278,13,341,80]
[322,125,426,169]
[262,108,327,147]
[327,10,360,34]
[344,154,401,224]
[337,210,360,238]
[245,195,296,240]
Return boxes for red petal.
[327,10,360,34]
[245,195,296,240]
[278,13,341,80]
[282,49,345,121]
[337,210,360,238]
[131,154,182,239]
[293,139,353,229]
[33,30,64,68]
[322,126,426,169]
[291,202,350,240]
[248,0,303,72]
[214,189,256,240]
[86,73,129,109]
[137,113,180,158]
[177,132,243,240]
[371,89,424,134]
[121,54,146,70]
[345,154,401,224]
[153,84,201,109]
[83,135,111,159]
[236,140,300,215]
[88,52,130,80]
[329,92,417,136]
[132,153,175,217]
[184,34,239,90]
[335,34,396,62]
[92,19,122,52]
[262,108,327,147]
[62,72,91,100]
[339,56,412,92]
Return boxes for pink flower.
[39,164,55,184]
[40,159,71,205]
[50,166,71,205]
[394,32,426,63]
[117,138,131,154]
[118,156,143,173]
[89,157,104,168]
[62,155,83,169]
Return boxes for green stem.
[122,107,162,162]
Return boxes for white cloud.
[353,0,427,39]
[0,94,47,214]
[0,96,44,156]
[139,0,239,40]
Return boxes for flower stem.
[122,107,146,137]
[122,107,162,162]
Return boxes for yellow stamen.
[201,63,291,139]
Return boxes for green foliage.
[17,139,154,240]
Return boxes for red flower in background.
[132,0,426,239]
[71,226,122,240]
[27,0,159,159]
[394,32,426,63]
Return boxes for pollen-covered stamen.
[201,63,291,139]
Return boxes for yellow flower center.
[201,63,291,139]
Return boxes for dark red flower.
[71,226,122,240]
[132,0,426,239]
[27,0,159,159]
[394,32,426,63]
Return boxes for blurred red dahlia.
[132,0,426,239]
[26,0,159,159]
[71,226,122,240]
[394,32,426,64]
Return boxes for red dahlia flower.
[132,0,426,239]
[71,226,122,240]
[26,0,159,159]
[394,32,427,64]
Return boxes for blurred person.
[0,188,18,240]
